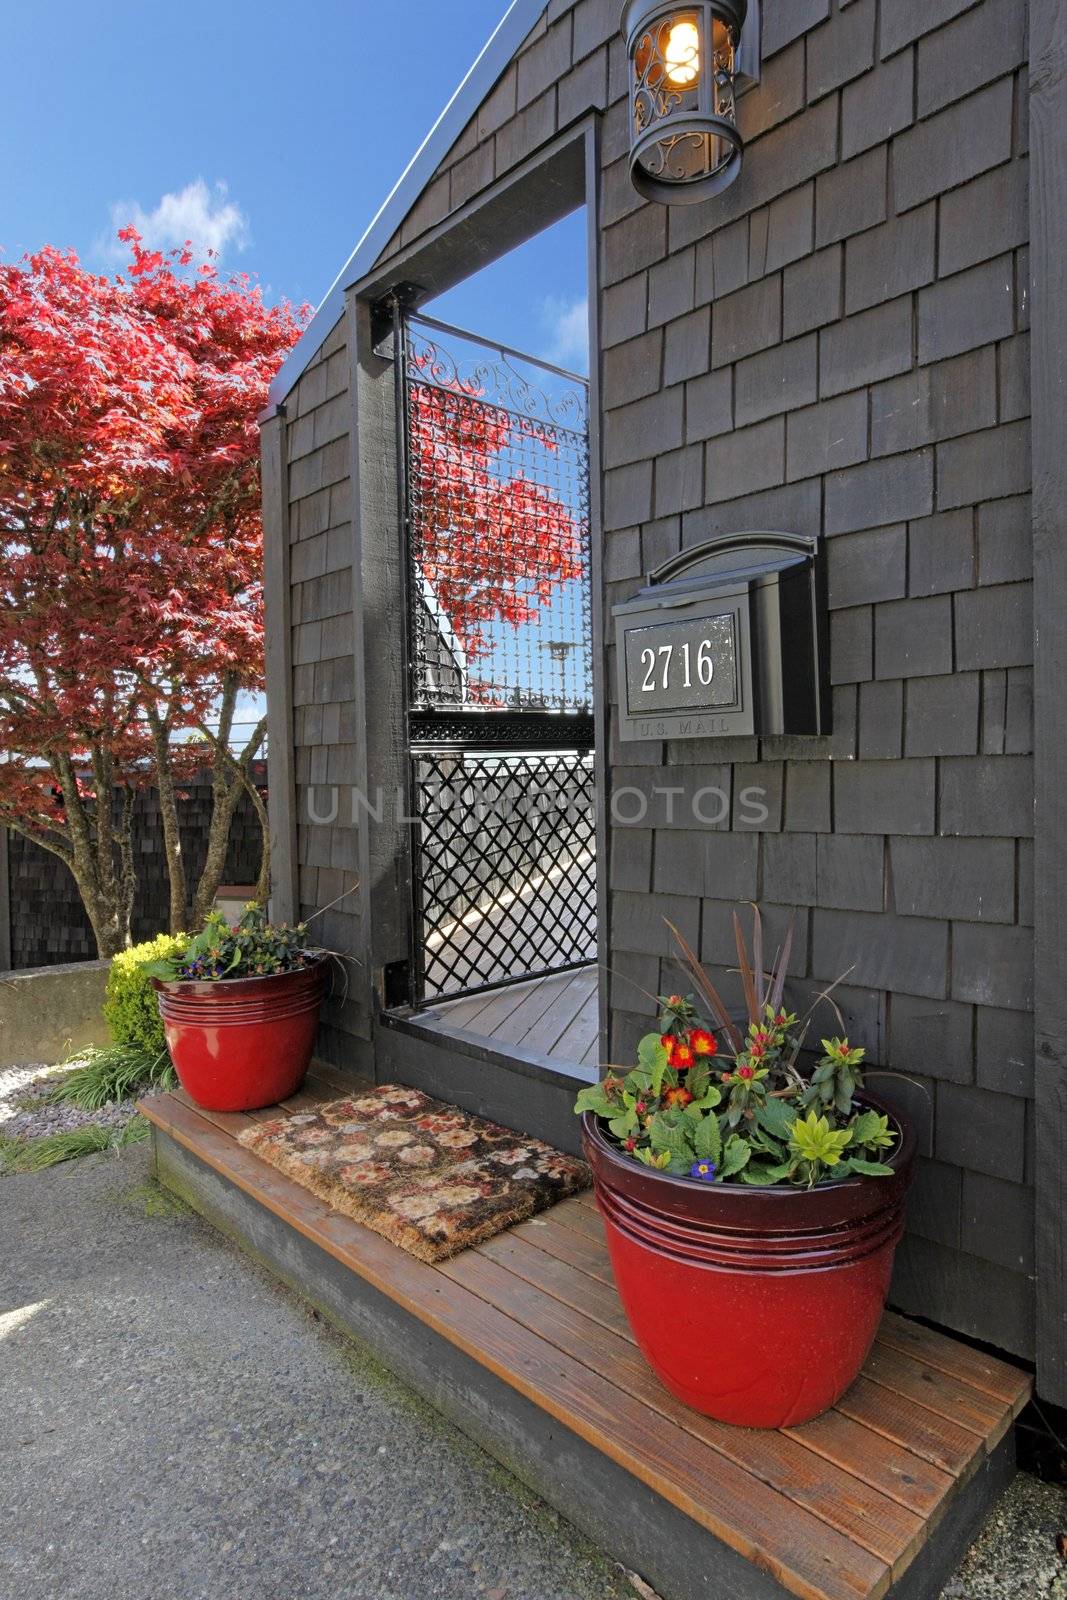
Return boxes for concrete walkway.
[0,1145,634,1600]
[2,1144,1063,1600]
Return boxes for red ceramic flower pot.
[152,957,329,1112]
[581,1094,915,1429]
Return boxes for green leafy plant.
[576,905,897,1189]
[0,1117,148,1175]
[103,933,186,1053]
[143,905,317,983]
[48,1044,175,1112]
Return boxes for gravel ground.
[1,1141,1063,1600]
[942,1473,1067,1599]
[0,1061,138,1142]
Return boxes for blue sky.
[1,0,588,370]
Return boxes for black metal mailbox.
[612,532,830,742]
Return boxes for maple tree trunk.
[45,753,137,957]
[190,681,268,929]
[147,708,189,935]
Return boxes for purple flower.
[690,1160,717,1181]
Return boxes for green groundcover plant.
[576,906,897,1189]
[49,1044,175,1111]
[144,904,317,982]
[0,1118,148,1175]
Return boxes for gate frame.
[397,307,596,1008]
[343,115,609,1125]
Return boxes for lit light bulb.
[664,19,700,87]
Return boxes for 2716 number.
[638,638,715,693]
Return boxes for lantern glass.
[626,1,746,204]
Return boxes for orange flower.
[664,1085,693,1109]
[660,1033,676,1057]
[673,1041,694,1070]
[689,1028,717,1058]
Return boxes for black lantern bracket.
[612,531,831,743]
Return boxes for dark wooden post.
[1029,0,1067,1406]
[262,411,300,925]
[344,290,413,1018]
[0,828,11,971]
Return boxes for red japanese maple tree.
[0,233,306,954]
[407,370,585,679]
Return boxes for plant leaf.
[719,1135,751,1178]
[574,1085,615,1117]
[693,1115,722,1165]
[755,1097,796,1139]
[741,1163,779,1185]
[768,916,795,1014]
[664,920,744,1052]
[751,903,764,1015]
[733,910,759,1027]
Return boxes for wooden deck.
[141,1070,1031,1600]
[425,964,600,1073]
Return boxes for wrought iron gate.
[395,308,596,1004]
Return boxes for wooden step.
[139,1079,1031,1600]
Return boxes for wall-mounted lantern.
[623,0,748,205]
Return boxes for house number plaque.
[623,613,740,715]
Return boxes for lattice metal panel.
[413,748,597,1001]
[403,315,592,716]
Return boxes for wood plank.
[432,987,501,1031]
[552,984,603,1063]
[477,1229,633,1340]
[510,1208,616,1283]
[519,968,598,1055]
[441,1247,925,1572]
[166,1085,257,1140]
[861,1345,1004,1442]
[457,974,549,1034]
[492,971,578,1046]
[782,1408,955,1524]
[141,1091,890,1600]
[836,1378,985,1480]
[876,1313,1031,1413]
[546,1194,610,1245]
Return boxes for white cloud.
[101,178,249,264]
[540,294,589,371]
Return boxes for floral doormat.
[236,1085,590,1262]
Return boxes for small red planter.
[153,957,330,1113]
[581,1095,915,1429]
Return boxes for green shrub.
[103,933,186,1053]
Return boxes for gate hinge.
[370,282,425,359]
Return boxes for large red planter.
[581,1095,915,1428]
[152,957,329,1112]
